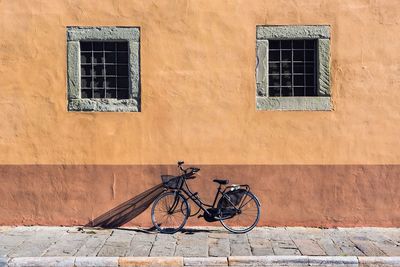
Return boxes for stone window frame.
[256,25,332,111]
[67,27,140,112]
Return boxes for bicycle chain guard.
[202,208,236,222]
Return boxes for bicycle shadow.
[85,183,164,228]
[84,183,224,234]
[114,227,217,234]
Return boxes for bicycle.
[151,161,261,234]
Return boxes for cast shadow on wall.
[85,184,164,228]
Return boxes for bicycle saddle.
[213,179,229,185]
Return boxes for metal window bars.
[268,40,317,97]
[80,41,130,99]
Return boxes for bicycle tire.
[151,191,190,234]
[217,190,260,234]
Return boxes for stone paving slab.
[1,226,400,259]
[229,235,252,256]
[292,239,326,256]
[175,232,208,257]
[316,237,342,256]
[125,231,156,257]
[329,234,365,256]
[74,232,111,256]
[43,233,89,257]
[149,233,177,257]
[208,232,230,257]
[96,230,134,257]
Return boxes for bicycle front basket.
[161,175,181,189]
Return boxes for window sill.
[256,96,332,111]
[68,98,139,112]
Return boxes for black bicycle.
[151,161,261,234]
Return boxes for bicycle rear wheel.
[151,191,190,234]
[217,190,260,234]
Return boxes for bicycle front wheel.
[217,190,260,234]
[151,191,190,234]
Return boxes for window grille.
[80,41,130,99]
[268,40,317,97]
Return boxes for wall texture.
[0,0,399,226]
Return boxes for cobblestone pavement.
[0,226,399,258]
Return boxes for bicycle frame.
[169,175,250,217]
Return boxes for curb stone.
[118,256,183,267]
[0,258,8,267]
[308,256,358,266]
[8,257,75,267]
[74,257,118,267]
[184,257,228,266]
[228,256,310,266]
[1,256,400,266]
[358,256,400,267]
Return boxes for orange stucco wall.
[0,0,399,226]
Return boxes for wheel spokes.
[219,192,260,233]
[152,192,189,233]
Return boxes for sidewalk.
[1,226,400,266]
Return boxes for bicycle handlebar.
[177,161,200,176]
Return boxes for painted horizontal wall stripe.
[0,164,399,227]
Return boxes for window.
[67,27,140,112]
[256,25,332,111]
[268,40,317,97]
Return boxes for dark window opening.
[80,41,130,99]
[268,40,317,97]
